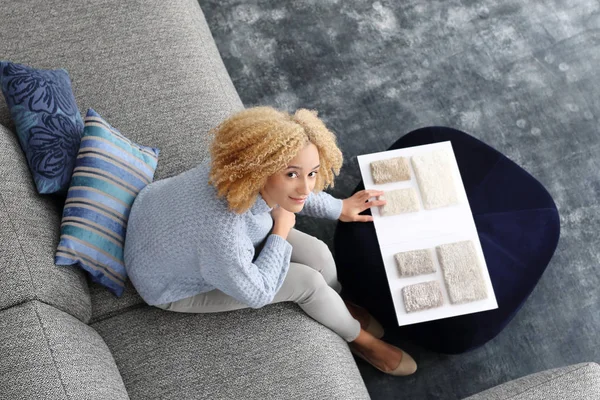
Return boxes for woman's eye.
[287,171,318,178]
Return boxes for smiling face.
[260,142,320,212]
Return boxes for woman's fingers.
[361,198,386,210]
[354,189,385,203]
[354,214,374,222]
[369,199,387,207]
[360,190,384,202]
[365,189,384,197]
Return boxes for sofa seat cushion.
[0,301,129,400]
[88,279,146,324]
[91,302,370,400]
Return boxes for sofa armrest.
[0,301,129,400]
[0,123,92,323]
[463,362,600,400]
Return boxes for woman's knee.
[285,264,330,302]
[311,239,336,272]
[297,265,328,289]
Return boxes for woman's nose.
[298,179,311,195]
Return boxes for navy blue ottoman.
[334,126,560,354]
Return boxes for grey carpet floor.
[198,1,600,399]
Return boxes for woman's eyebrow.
[286,164,321,170]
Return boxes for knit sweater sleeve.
[201,217,292,309]
[297,190,343,220]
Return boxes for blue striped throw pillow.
[55,108,159,297]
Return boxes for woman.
[124,106,417,376]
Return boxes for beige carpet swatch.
[370,157,411,184]
[411,149,459,209]
[378,188,419,216]
[402,281,444,313]
[436,240,488,304]
[394,248,436,277]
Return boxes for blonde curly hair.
[208,106,343,214]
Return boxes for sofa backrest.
[0,0,244,321]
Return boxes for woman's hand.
[339,190,386,222]
[271,205,296,239]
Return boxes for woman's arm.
[201,217,292,308]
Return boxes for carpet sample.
[402,281,444,313]
[436,240,488,304]
[370,156,411,184]
[378,188,419,216]
[394,248,436,277]
[411,149,459,209]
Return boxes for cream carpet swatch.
[378,188,419,216]
[402,281,444,313]
[370,157,411,184]
[411,149,459,209]
[394,248,436,277]
[436,240,488,304]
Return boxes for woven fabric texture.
[370,156,411,184]
[464,362,600,400]
[92,302,370,400]
[378,188,419,216]
[436,240,488,304]
[0,301,128,400]
[0,123,91,322]
[411,149,459,209]
[402,280,444,313]
[394,248,436,276]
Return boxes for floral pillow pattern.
[0,61,84,194]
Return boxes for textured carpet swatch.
[394,248,436,277]
[411,149,459,209]
[402,281,444,313]
[370,157,411,184]
[436,240,488,304]
[378,188,419,216]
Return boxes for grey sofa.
[0,1,598,399]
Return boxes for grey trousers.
[154,228,362,342]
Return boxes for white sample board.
[357,141,498,326]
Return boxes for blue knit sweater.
[123,159,343,307]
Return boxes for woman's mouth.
[289,196,306,204]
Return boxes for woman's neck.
[259,189,276,208]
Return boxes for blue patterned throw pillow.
[0,61,84,194]
[55,108,160,297]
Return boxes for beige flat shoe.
[344,300,385,339]
[349,342,417,376]
[365,313,385,339]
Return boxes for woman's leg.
[272,262,361,342]
[286,228,342,294]
[156,262,361,342]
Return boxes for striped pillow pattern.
[55,108,159,296]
